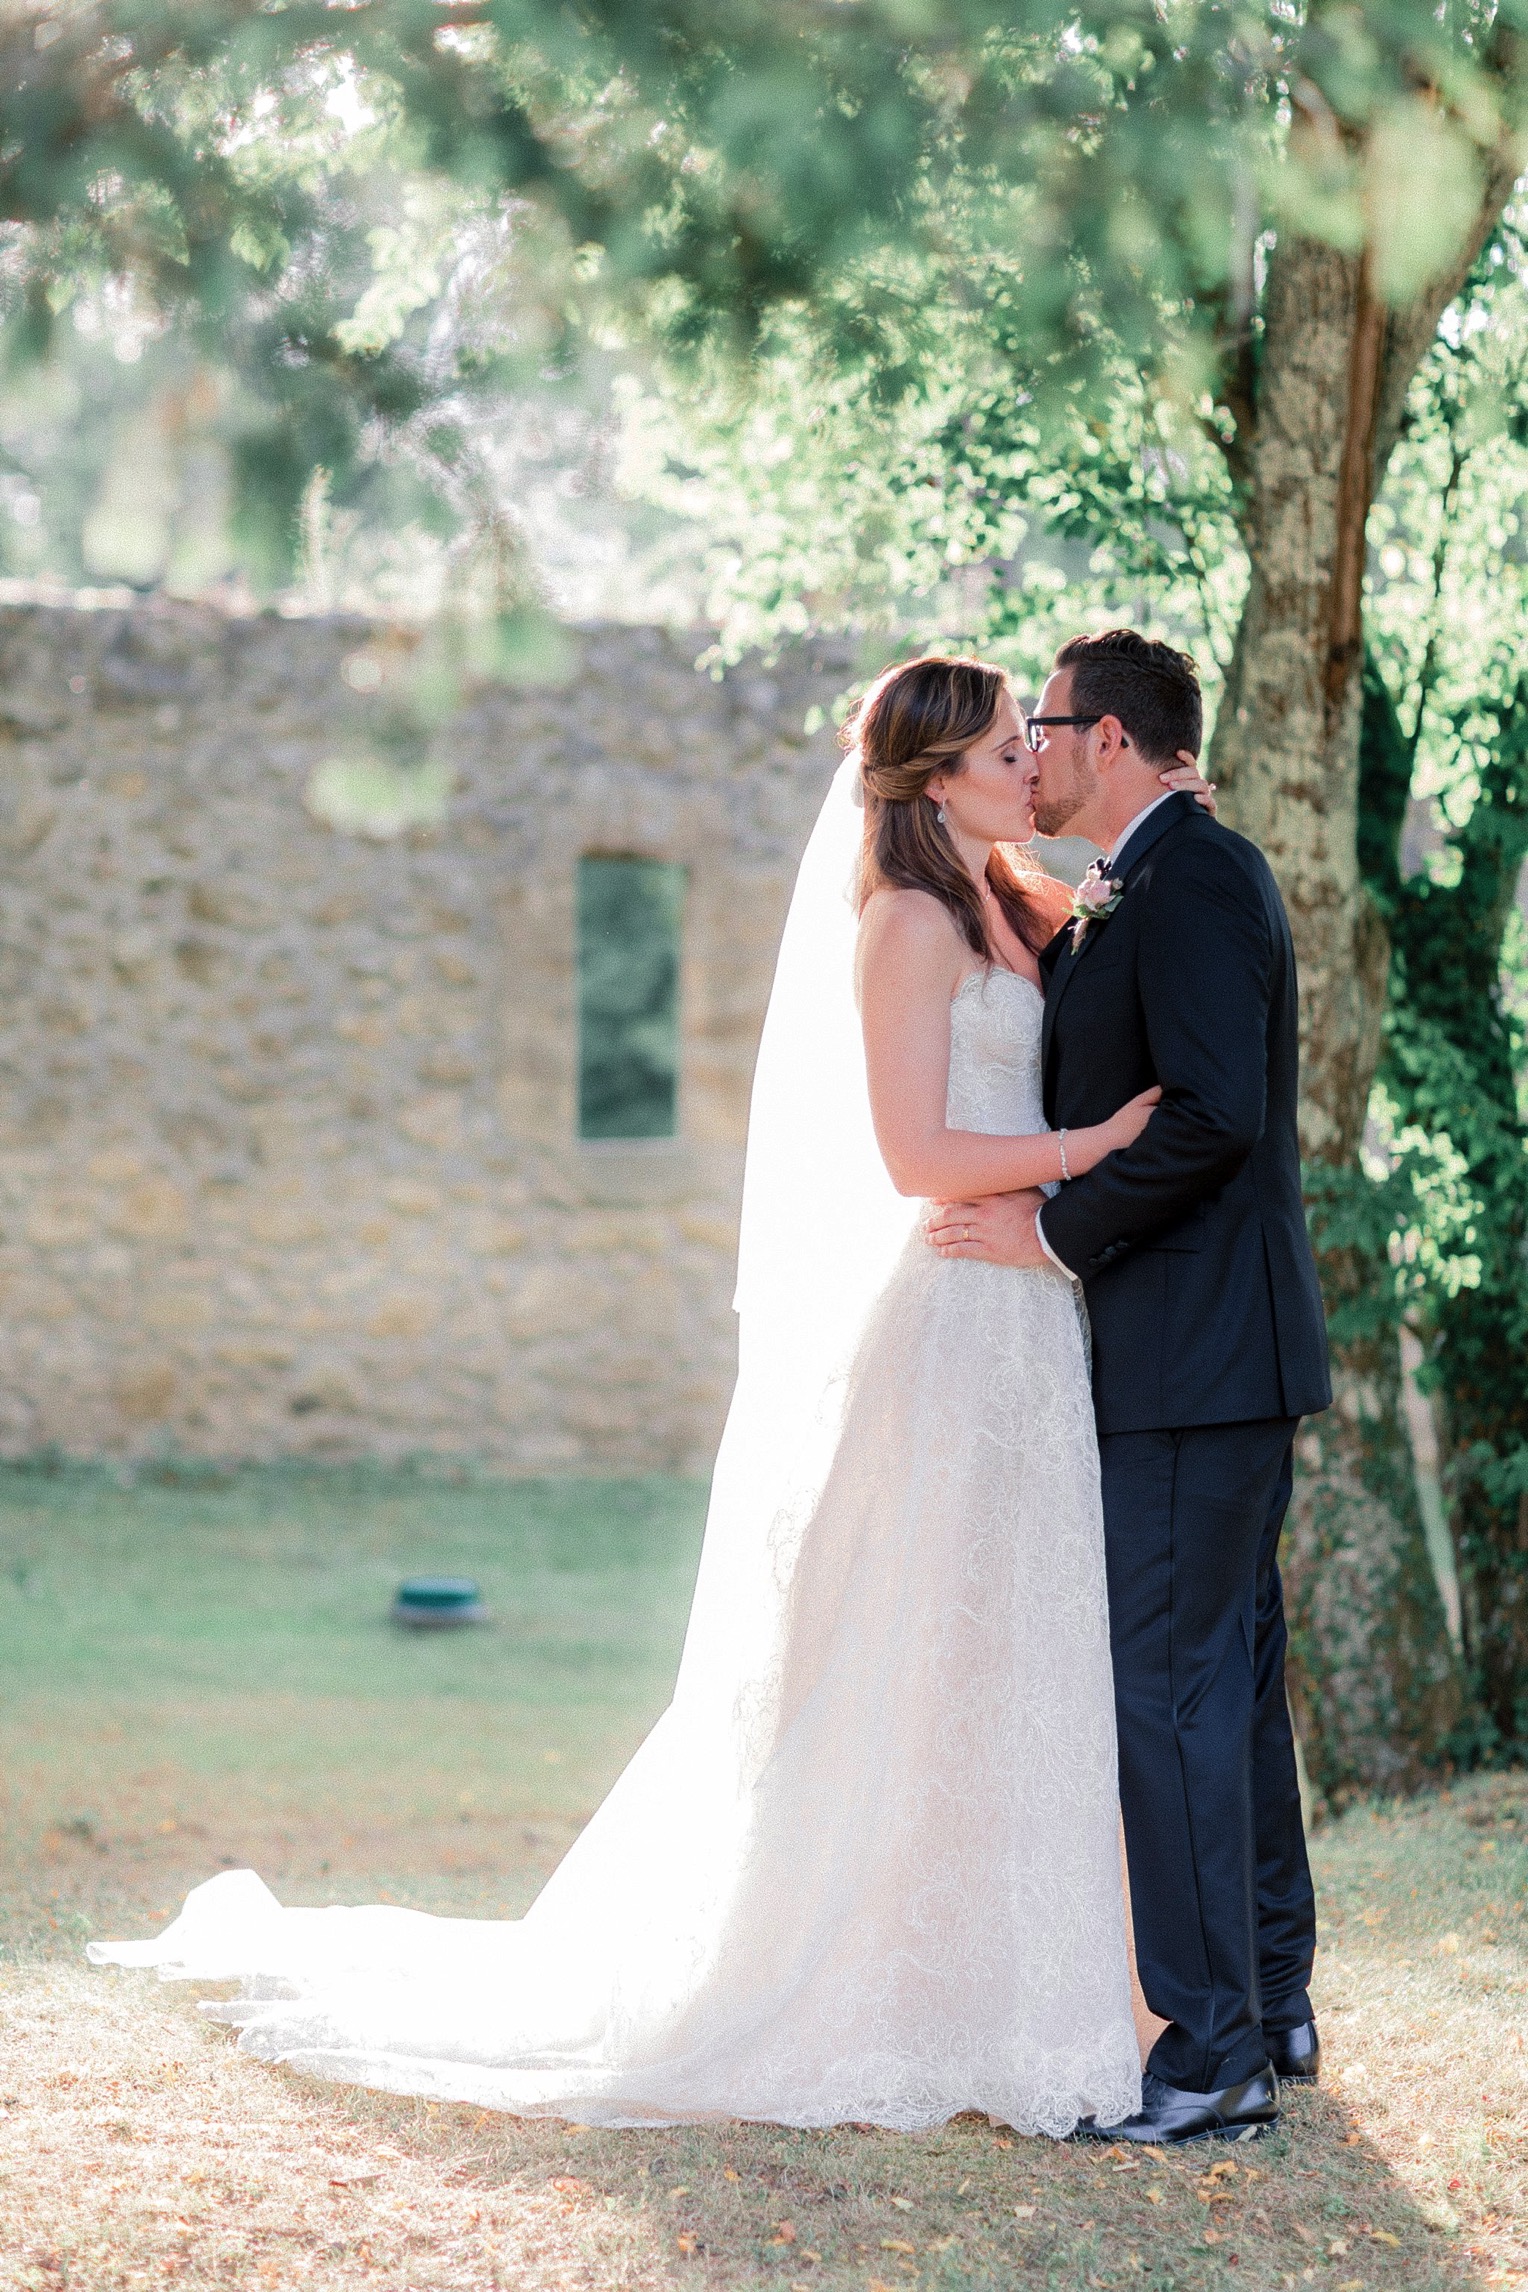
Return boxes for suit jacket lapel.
[1039,923,1071,1074]
[1109,789,1197,882]
[1040,794,1199,1081]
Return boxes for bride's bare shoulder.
[858,885,967,966]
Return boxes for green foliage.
[1,1,1524,580]
[612,303,1248,679]
[1354,251,1528,1755]
[1382,697,1528,1759]
[1303,1110,1482,1353]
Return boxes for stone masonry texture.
[0,603,851,1471]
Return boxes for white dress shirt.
[1034,791,1180,1278]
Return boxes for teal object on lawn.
[391,1576,487,1629]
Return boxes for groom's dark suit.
[1037,791,1330,2093]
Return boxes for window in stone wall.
[577,855,685,1140]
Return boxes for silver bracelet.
[1057,1127,1071,1182]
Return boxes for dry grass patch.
[1,1465,1524,2289]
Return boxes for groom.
[931,628,1331,2144]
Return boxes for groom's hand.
[926,1190,1053,1268]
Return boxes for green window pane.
[577,856,684,1140]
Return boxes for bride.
[93,655,1213,2139]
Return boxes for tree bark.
[1211,233,1466,1796]
[1216,156,1523,1143]
[1213,234,1387,1161]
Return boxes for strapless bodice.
[945,967,1047,1138]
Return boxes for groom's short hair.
[1054,629,1202,764]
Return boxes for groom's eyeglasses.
[1023,715,1102,753]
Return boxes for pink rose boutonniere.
[1068,861,1124,951]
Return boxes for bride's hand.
[1064,1086,1162,1177]
[1099,1085,1162,1154]
[1160,750,1217,814]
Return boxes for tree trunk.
[1212,233,1463,1798]
[1283,1352,1465,1806]
[1213,235,1387,1158]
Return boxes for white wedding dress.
[93,749,1139,2136]
[92,961,1140,2137]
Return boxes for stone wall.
[0,603,850,1471]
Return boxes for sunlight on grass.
[0,1464,1523,2291]
[0,1462,706,1942]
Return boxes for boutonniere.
[1068,862,1124,951]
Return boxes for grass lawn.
[0,1462,1524,2292]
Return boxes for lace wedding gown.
[92,967,1140,2137]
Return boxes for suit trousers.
[1099,1416,1316,2092]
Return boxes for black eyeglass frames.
[1022,715,1102,753]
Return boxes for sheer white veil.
[733,754,917,1368]
[670,755,920,1727]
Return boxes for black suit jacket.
[1038,793,1331,1436]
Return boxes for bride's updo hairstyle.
[848,654,1054,959]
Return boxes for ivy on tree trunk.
[1365,662,1528,1758]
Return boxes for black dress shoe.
[1265,2019,1320,2084]
[1076,2066,1281,2145]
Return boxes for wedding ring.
[964,1225,972,1242]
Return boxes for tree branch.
[1371,90,1527,486]
[1196,284,1258,497]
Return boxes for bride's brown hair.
[846,654,1054,958]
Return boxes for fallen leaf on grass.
[1141,2146,1168,2162]
[669,2187,690,2199]
[327,2170,381,2188]
[1328,2239,1349,2256]
[880,2237,916,2253]
[676,2234,698,2257]
[770,2224,798,2245]
[1145,2187,1164,2205]
[928,2236,959,2252]
[550,2178,591,2197]
[1013,2204,1036,2220]
[1203,2229,1221,2245]
[723,2168,740,2181]
[889,2195,914,2211]
[1369,2230,1399,2247]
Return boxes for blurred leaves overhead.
[1,0,1525,577]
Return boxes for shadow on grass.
[282,2071,1483,2292]
[1,1465,1519,2288]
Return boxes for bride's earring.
[937,802,948,828]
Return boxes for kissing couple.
[95,628,1332,2149]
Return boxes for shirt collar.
[1104,790,1178,877]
